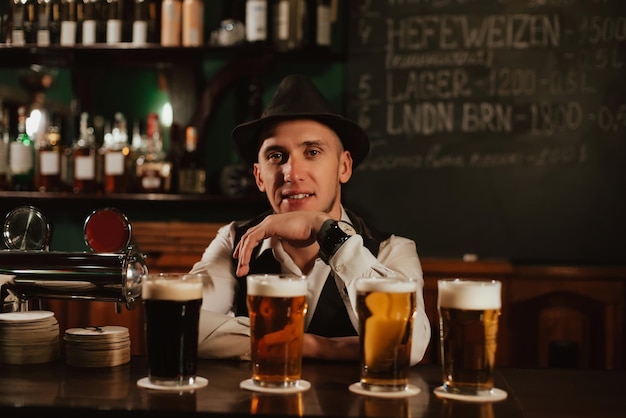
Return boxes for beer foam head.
[437,279,501,310]
[355,278,418,293]
[247,274,307,297]
[142,273,203,301]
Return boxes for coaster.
[137,377,208,392]
[433,386,508,403]
[348,382,421,398]
[0,311,54,323]
[239,378,311,394]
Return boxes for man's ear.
[253,163,265,192]
[339,151,353,184]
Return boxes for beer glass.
[437,279,501,395]
[142,272,204,387]
[246,274,308,388]
[356,277,418,392]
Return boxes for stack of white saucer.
[64,326,131,368]
[0,310,60,365]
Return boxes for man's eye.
[268,152,284,161]
[307,149,320,157]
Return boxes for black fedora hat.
[232,74,370,167]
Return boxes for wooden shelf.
[0,190,267,204]
[0,44,343,69]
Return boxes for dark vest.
[231,209,392,337]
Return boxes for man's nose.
[283,157,304,183]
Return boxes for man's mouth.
[283,193,312,200]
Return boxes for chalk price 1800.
[529,101,583,135]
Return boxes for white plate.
[433,386,508,403]
[239,378,311,394]
[348,382,421,398]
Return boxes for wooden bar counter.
[1,357,624,417]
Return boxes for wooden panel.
[422,261,625,369]
[507,268,626,370]
[131,221,226,273]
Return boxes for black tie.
[307,273,357,337]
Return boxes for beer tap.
[0,206,147,313]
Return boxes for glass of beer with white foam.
[246,274,308,388]
[437,279,501,395]
[356,277,418,392]
[142,272,204,387]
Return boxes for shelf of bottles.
[0,1,340,66]
[0,0,338,199]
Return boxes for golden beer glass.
[246,274,308,388]
[437,279,501,396]
[356,277,418,392]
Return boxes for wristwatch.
[317,219,357,264]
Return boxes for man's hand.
[302,334,359,361]
[233,212,330,276]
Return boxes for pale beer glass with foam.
[246,274,308,388]
[437,279,502,395]
[356,277,418,392]
[142,273,204,387]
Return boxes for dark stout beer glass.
[437,279,502,396]
[246,274,308,388]
[356,277,418,392]
[142,273,204,387]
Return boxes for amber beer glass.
[142,273,203,387]
[356,278,418,392]
[246,274,308,388]
[437,279,502,395]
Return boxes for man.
[190,74,430,365]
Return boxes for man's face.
[253,119,353,217]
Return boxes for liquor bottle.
[71,112,98,193]
[305,0,330,48]
[0,102,10,190]
[160,0,181,46]
[177,126,205,194]
[101,112,131,193]
[25,0,37,43]
[245,0,267,44]
[181,0,202,47]
[8,106,35,191]
[80,0,99,44]
[272,0,303,51]
[131,0,149,45]
[11,0,28,45]
[105,0,122,44]
[36,0,52,46]
[36,116,62,192]
[48,0,61,44]
[135,113,172,193]
[59,0,77,46]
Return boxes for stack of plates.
[64,326,131,368]
[0,310,60,365]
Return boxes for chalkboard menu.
[345,0,626,264]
